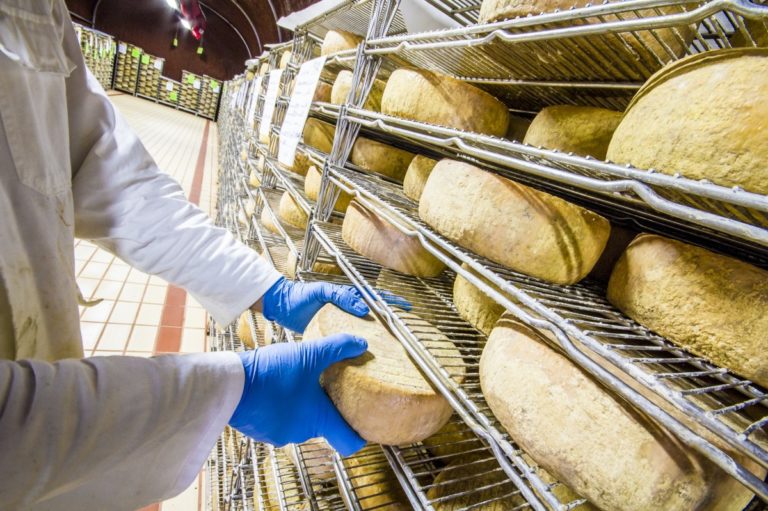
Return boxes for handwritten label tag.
[153,59,163,70]
[165,81,174,91]
[278,56,326,168]
[118,43,127,54]
[193,79,201,90]
[246,75,263,132]
[258,70,283,144]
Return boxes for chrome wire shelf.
[321,163,768,500]
[340,106,768,263]
[294,0,408,38]
[365,0,768,110]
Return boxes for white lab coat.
[0,0,282,509]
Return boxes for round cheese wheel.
[304,304,462,444]
[421,418,482,460]
[419,160,610,285]
[342,200,446,278]
[350,137,415,182]
[607,49,768,194]
[481,317,716,511]
[402,155,437,202]
[304,165,352,212]
[453,264,505,336]
[303,118,336,154]
[607,234,768,388]
[248,168,261,188]
[289,150,311,176]
[260,206,281,235]
[313,81,332,103]
[426,458,526,510]
[286,249,343,279]
[331,70,386,111]
[321,29,363,56]
[278,50,291,70]
[524,105,622,159]
[278,191,308,229]
[343,447,410,510]
[236,310,273,348]
[281,438,335,482]
[381,68,510,137]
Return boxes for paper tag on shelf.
[154,59,163,70]
[118,43,127,54]
[193,80,201,90]
[165,81,173,91]
[246,75,263,131]
[278,56,327,168]
[258,70,283,144]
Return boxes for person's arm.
[0,353,244,511]
[64,22,279,326]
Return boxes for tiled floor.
[78,93,218,510]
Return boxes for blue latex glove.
[229,334,368,456]
[261,277,411,333]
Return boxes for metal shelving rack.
[214,0,768,508]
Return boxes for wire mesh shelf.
[294,0,408,38]
[365,0,768,111]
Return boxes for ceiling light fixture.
[180,18,192,30]
[165,0,179,9]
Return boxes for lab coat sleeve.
[65,23,280,326]
[0,352,244,511]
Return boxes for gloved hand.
[229,334,367,456]
[260,277,411,333]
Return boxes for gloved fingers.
[316,391,367,457]
[375,289,413,311]
[313,283,369,317]
[309,333,368,374]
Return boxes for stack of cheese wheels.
[304,165,352,212]
[477,0,692,61]
[453,263,505,335]
[303,118,336,154]
[524,105,623,159]
[343,447,410,510]
[260,207,281,235]
[419,160,610,285]
[313,81,333,103]
[506,114,531,142]
[342,200,446,278]
[303,304,462,444]
[236,310,273,348]
[320,29,363,56]
[607,234,768,388]
[480,316,757,511]
[403,155,437,202]
[285,250,343,279]
[350,137,415,182]
[331,70,386,111]
[607,49,768,194]
[426,458,525,510]
[381,68,510,137]
[278,191,308,229]
[281,439,335,482]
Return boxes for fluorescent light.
[180,18,192,30]
[165,0,179,9]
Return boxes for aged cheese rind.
[402,155,437,202]
[607,49,768,194]
[278,191,308,229]
[286,250,342,279]
[313,81,332,103]
[524,105,622,159]
[453,264,505,335]
[281,438,335,482]
[331,70,386,111]
[427,458,526,510]
[350,137,415,182]
[303,304,461,444]
[304,165,351,212]
[607,234,768,388]
[381,68,510,137]
[260,207,281,235]
[237,310,273,348]
[419,160,610,284]
[303,118,336,154]
[278,51,291,70]
[289,151,311,176]
[343,447,410,510]
[421,419,482,460]
[343,201,446,278]
[249,168,261,188]
[321,30,363,56]
[481,316,715,511]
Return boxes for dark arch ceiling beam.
[221,0,268,45]
[199,1,256,56]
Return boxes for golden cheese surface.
[331,70,386,112]
[321,29,363,56]
[277,191,308,229]
[402,155,437,202]
[304,165,351,212]
[350,137,415,183]
[524,105,622,159]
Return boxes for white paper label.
[153,59,163,70]
[193,80,201,90]
[278,56,327,167]
[258,70,283,144]
[246,75,263,131]
[165,81,173,91]
[118,43,127,54]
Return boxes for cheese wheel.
[524,106,622,159]
[505,114,531,142]
[304,304,461,444]
[278,50,291,70]
[321,29,363,56]
[245,198,256,219]
[419,160,610,284]
[248,168,261,188]
[237,310,274,348]
[278,191,308,229]
[289,151,311,176]
[343,447,410,510]
[304,165,352,212]
[350,137,415,182]
[421,418,482,459]
[607,234,768,388]
[426,458,526,510]
[402,155,437,202]
[259,62,269,76]
[286,249,343,279]
[303,118,336,154]
[342,201,446,278]
[607,49,768,194]
[260,206,280,235]
[453,264,505,336]
[331,70,386,111]
[281,439,335,482]
[381,68,510,137]
[263,452,310,510]
[313,81,332,103]
[481,316,716,511]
